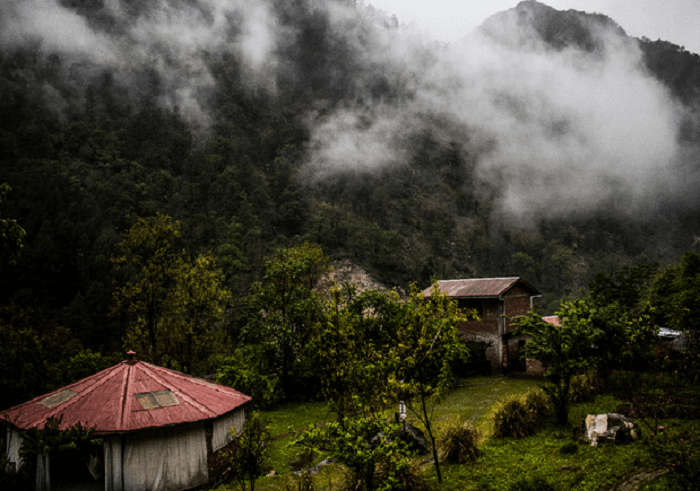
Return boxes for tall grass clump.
[440,422,480,463]
[493,389,552,438]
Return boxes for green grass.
[429,376,541,439]
[213,377,700,490]
[263,401,333,475]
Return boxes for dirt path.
[615,468,668,491]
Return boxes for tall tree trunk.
[421,391,442,483]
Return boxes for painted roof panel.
[422,277,539,298]
[0,360,250,434]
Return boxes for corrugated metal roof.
[0,360,251,434]
[422,277,539,298]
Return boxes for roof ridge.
[118,363,132,431]
[137,363,217,419]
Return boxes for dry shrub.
[441,422,480,463]
[493,390,552,438]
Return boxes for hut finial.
[126,350,136,364]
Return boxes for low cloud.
[0,0,691,222]
[0,0,285,127]
[305,3,685,222]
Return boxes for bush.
[441,422,479,463]
[493,390,552,438]
[493,397,534,438]
[222,412,271,490]
[569,372,600,403]
[216,355,280,408]
[297,417,414,491]
[525,389,552,420]
[376,458,430,491]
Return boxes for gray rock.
[584,413,639,446]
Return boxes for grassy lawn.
[213,376,699,490]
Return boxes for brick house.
[423,277,541,372]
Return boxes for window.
[40,389,77,408]
[135,390,179,410]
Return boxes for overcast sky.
[367,0,700,54]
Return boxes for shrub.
[493,390,552,438]
[569,372,600,403]
[440,422,479,463]
[376,458,430,491]
[297,417,414,491]
[493,397,534,438]
[222,412,271,490]
[525,389,552,421]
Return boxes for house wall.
[105,423,209,491]
[503,285,533,333]
[4,426,23,472]
[455,286,538,371]
[211,407,245,452]
[457,298,502,370]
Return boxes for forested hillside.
[1,0,699,406]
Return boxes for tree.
[515,300,596,426]
[669,252,700,361]
[223,411,271,491]
[317,285,401,421]
[167,254,232,372]
[112,214,231,371]
[647,251,700,373]
[389,283,470,483]
[0,183,25,267]
[244,243,328,399]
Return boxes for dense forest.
[1,0,699,409]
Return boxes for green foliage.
[55,349,114,386]
[317,286,400,420]
[244,243,328,400]
[112,213,231,372]
[216,352,281,409]
[223,411,271,491]
[297,417,414,491]
[569,371,601,403]
[18,417,100,486]
[645,424,700,490]
[0,183,25,266]
[0,305,84,409]
[440,422,480,463]
[389,282,471,482]
[515,301,599,425]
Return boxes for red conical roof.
[0,360,251,434]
